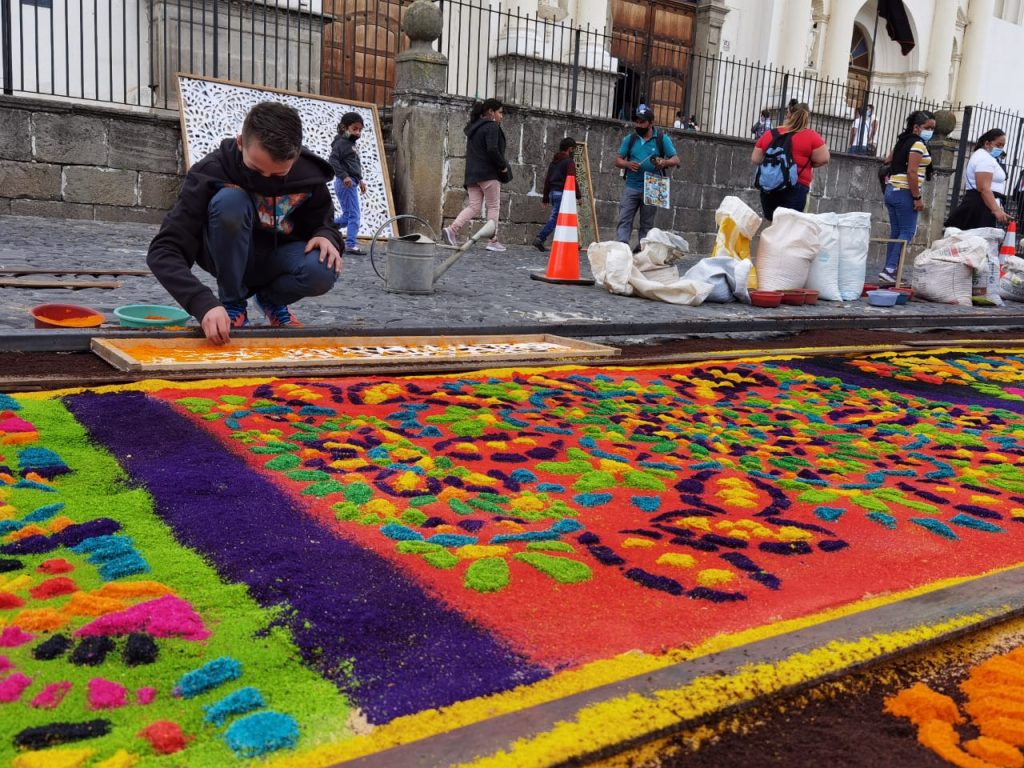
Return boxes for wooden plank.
[905,338,1024,348]
[91,334,620,373]
[0,278,122,289]
[573,142,601,248]
[0,268,150,277]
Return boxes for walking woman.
[880,110,935,284]
[442,98,511,252]
[945,128,1012,229]
[751,103,830,221]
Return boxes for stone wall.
[0,96,183,224]
[438,97,953,255]
[0,93,952,257]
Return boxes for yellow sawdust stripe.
[264,564,1022,768]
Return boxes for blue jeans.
[205,187,337,306]
[759,184,809,221]
[333,178,361,248]
[616,186,657,244]
[537,191,563,243]
[884,185,918,272]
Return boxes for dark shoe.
[345,245,365,255]
[533,237,547,252]
[255,295,302,328]
[224,301,249,328]
[878,268,897,284]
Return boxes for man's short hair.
[241,102,303,162]
[634,107,655,122]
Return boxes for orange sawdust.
[887,644,1024,766]
[62,592,128,617]
[14,607,66,631]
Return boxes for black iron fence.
[1,0,1021,220]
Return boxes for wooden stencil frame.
[573,143,600,248]
[91,334,620,373]
[176,74,396,239]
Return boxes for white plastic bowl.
[866,289,900,307]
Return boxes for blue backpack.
[755,129,799,192]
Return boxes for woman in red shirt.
[751,104,831,220]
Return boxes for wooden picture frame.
[91,334,620,373]
[573,142,600,248]
[176,74,396,239]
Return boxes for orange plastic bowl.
[750,290,783,308]
[801,289,820,304]
[30,303,105,329]
[780,290,805,305]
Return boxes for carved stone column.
[956,0,994,105]
[691,0,729,130]
[924,0,957,102]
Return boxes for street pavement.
[2,213,1024,352]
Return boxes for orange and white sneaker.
[256,295,302,328]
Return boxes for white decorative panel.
[177,75,395,239]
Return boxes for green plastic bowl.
[113,304,190,328]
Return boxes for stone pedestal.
[491,55,616,117]
[392,0,449,235]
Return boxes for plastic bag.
[755,208,822,291]
[682,256,754,303]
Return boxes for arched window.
[846,24,871,108]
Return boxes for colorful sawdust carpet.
[2,349,1024,766]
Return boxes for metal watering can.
[368,214,497,294]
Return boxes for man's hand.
[628,161,641,172]
[201,306,232,346]
[308,236,342,273]
[358,180,367,194]
[343,176,354,188]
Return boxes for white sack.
[805,212,841,301]
[911,235,988,306]
[587,241,713,306]
[755,208,822,291]
[682,256,754,303]
[836,212,872,300]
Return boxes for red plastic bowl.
[30,303,105,329]
[750,290,783,308]
[780,290,805,305]
[861,283,879,297]
[801,289,820,305]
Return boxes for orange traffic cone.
[530,175,595,285]
[1000,220,1017,278]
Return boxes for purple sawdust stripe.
[64,392,546,724]
[789,358,1024,414]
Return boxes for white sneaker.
[441,226,457,246]
[485,241,507,252]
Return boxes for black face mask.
[346,133,360,142]
[635,126,648,137]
